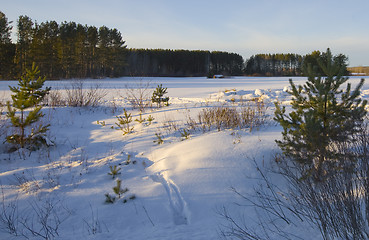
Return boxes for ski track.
[150,172,189,225]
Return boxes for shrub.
[196,101,267,132]
[65,80,106,107]
[124,79,152,112]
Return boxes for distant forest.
[245,53,303,76]
[245,51,350,76]
[0,12,350,79]
[125,49,244,77]
[348,66,369,75]
[0,13,127,79]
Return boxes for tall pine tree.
[274,48,367,181]
[0,11,15,79]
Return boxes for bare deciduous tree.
[124,79,152,112]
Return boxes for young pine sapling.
[180,129,190,141]
[135,112,146,123]
[147,115,155,125]
[112,179,129,199]
[108,165,121,179]
[152,84,169,107]
[7,63,51,150]
[115,109,133,135]
[153,133,164,145]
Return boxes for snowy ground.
[0,76,368,239]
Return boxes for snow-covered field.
[0,76,368,240]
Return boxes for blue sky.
[3,0,369,66]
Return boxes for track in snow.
[150,172,189,225]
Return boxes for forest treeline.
[0,12,127,79]
[245,53,303,76]
[0,12,244,79]
[125,49,244,77]
[0,11,350,79]
[245,51,350,76]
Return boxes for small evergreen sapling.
[152,84,169,107]
[108,165,121,179]
[180,129,190,141]
[123,194,136,204]
[147,115,155,125]
[274,49,367,181]
[112,179,128,199]
[115,109,133,135]
[96,120,106,126]
[153,133,164,145]
[104,193,116,204]
[124,154,131,165]
[105,178,136,204]
[6,63,51,150]
[135,112,145,123]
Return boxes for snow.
[0,76,369,239]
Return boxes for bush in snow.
[196,100,267,132]
[0,192,70,239]
[64,79,106,107]
[124,79,152,112]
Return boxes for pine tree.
[7,63,51,150]
[274,49,367,181]
[0,11,12,43]
[152,84,169,107]
[0,11,15,79]
[15,15,34,76]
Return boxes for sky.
[2,0,369,66]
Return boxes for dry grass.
[348,66,369,75]
[0,99,8,140]
[195,99,268,132]
[42,80,107,107]
[65,80,107,107]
